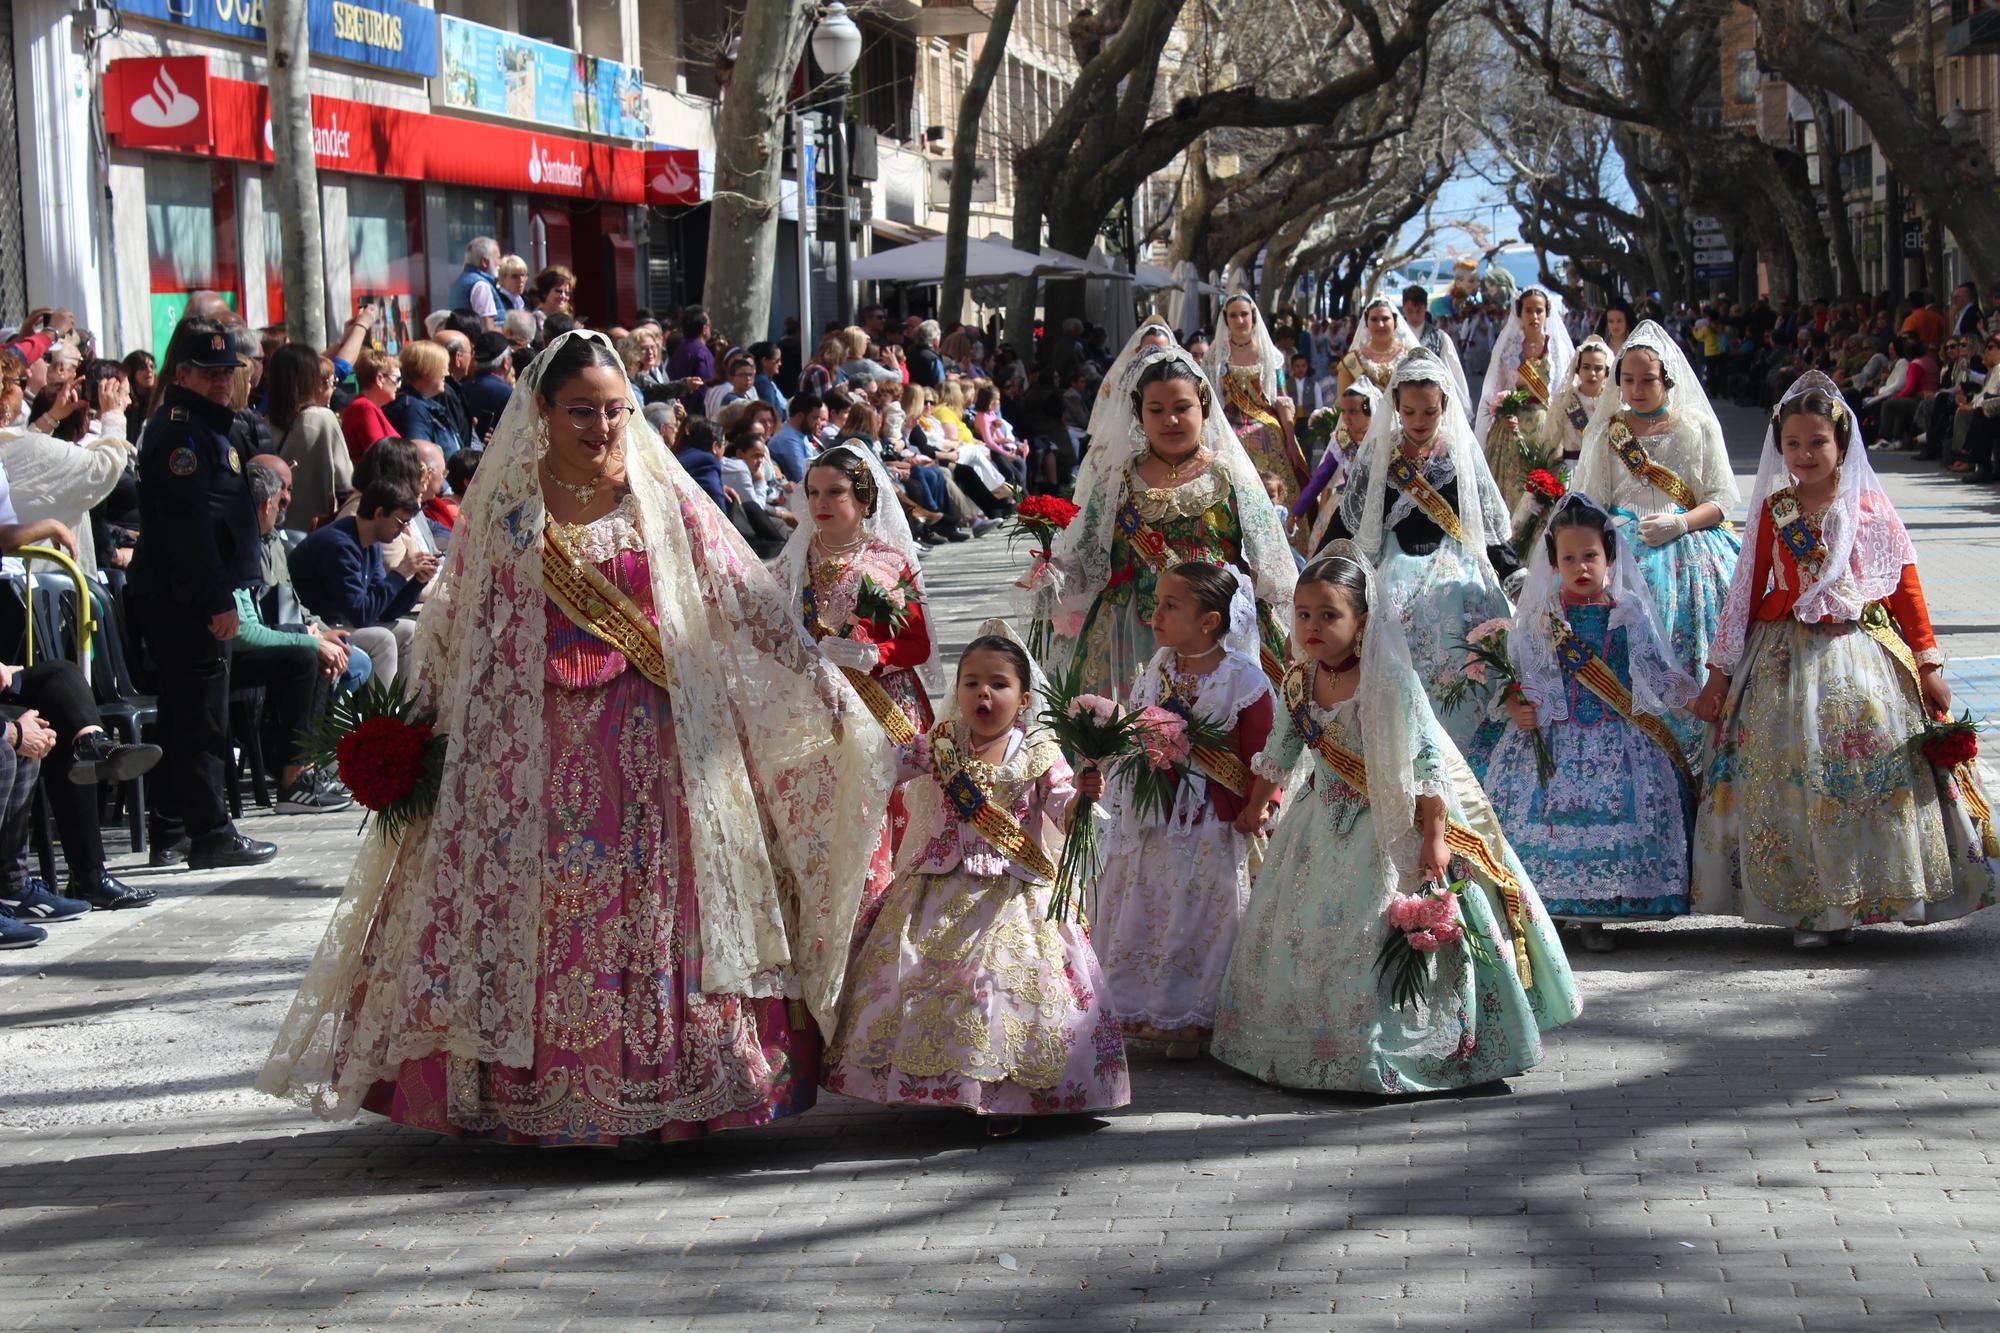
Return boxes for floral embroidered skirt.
[1234,415,1299,513]
[1480,713,1693,920]
[1482,405,1549,514]
[1693,618,1998,932]
[1212,790,1564,1095]
[823,869,1131,1116]
[1091,816,1253,1036]
[363,671,820,1145]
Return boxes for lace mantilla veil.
[1205,292,1285,404]
[1571,319,1736,512]
[258,330,895,1118]
[1509,492,1697,724]
[1708,370,1919,673]
[1338,346,1512,571]
[1474,284,1577,445]
[774,440,945,692]
[1265,540,1445,902]
[1085,317,1177,447]
[1047,344,1296,640]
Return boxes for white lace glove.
[819,637,882,672]
[1637,512,1688,546]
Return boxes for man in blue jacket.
[288,481,432,683]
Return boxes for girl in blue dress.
[1211,546,1579,1094]
[1478,494,1698,953]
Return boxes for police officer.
[129,318,277,869]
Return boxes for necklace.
[810,534,868,584]
[1175,643,1224,670]
[1149,446,1206,483]
[542,459,603,505]
[1229,334,1255,350]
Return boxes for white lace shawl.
[774,440,944,692]
[1510,492,1697,725]
[1709,370,1920,672]
[1206,293,1285,403]
[258,330,895,1119]
[1254,540,1448,883]
[1046,345,1296,642]
[1571,319,1738,517]
[1474,285,1577,445]
[1337,346,1512,572]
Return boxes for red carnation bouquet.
[301,677,448,840]
[1510,464,1569,560]
[1011,493,1081,665]
[1914,710,1980,771]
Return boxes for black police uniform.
[128,382,262,844]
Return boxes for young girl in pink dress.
[824,622,1131,1136]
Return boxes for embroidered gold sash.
[1516,358,1551,407]
[799,584,917,745]
[1222,371,1283,434]
[927,729,1059,883]
[1607,419,1703,514]
[1384,452,1467,544]
[1857,605,1998,852]
[1117,494,1289,691]
[1547,612,1694,791]
[541,523,674,691]
[1281,666,1533,985]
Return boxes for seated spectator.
[769,392,825,484]
[235,460,358,814]
[674,417,729,510]
[434,449,479,533]
[385,341,468,459]
[0,709,53,947]
[836,326,900,387]
[704,354,756,420]
[340,350,400,462]
[290,480,432,683]
[268,344,350,531]
[460,332,514,444]
[0,372,131,578]
[1878,335,1939,449]
[748,341,788,414]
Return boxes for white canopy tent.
[848,236,1095,283]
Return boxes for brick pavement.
[3,418,2000,1331]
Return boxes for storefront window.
[144,158,239,356]
[441,185,505,278]
[348,178,425,348]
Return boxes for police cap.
[169,318,248,371]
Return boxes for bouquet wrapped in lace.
[1011,494,1080,666]
[1375,877,1495,1014]
[1436,617,1554,784]
[299,677,447,840]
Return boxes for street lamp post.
[811,3,863,328]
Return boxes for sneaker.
[187,832,278,870]
[314,769,352,801]
[932,524,971,543]
[278,773,354,815]
[0,909,45,949]
[0,878,91,923]
[970,517,1002,537]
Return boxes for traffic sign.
[1695,265,1736,281]
[1693,230,1727,249]
[1694,248,1734,265]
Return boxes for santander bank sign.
[527,139,585,190]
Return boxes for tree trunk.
[1753,2,2000,297]
[1808,89,1863,300]
[1913,0,1946,290]
[703,0,811,344]
[265,0,326,347]
[942,0,1021,323]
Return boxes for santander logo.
[650,156,696,199]
[527,139,584,190]
[130,66,200,129]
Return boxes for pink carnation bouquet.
[1375,876,1497,1013]
[1435,617,1553,785]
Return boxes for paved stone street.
[4,405,1999,1332]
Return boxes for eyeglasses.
[557,403,631,429]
